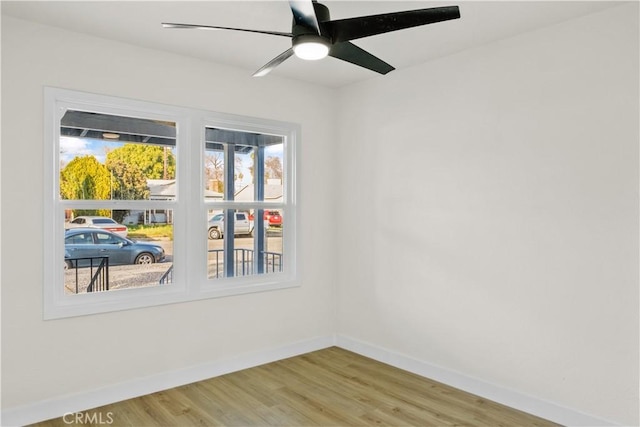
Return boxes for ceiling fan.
[162,1,460,77]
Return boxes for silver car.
[208,212,253,239]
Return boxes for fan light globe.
[293,41,329,60]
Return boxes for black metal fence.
[208,249,282,278]
[65,249,282,291]
[159,265,173,285]
[66,257,109,293]
[264,251,282,273]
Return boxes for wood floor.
[31,347,559,426]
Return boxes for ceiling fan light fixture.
[293,36,330,60]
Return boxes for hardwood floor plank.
[335,356,525,427]
[217,370,281,408]
[271,358,370,420]
[295,352,468,425]
[29,347,560,427]
[191,380,268,426]
[176,383,227,425]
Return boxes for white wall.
[1,15,336,412]
[336,4,638,426]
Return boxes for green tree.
[106,157,150,201]
[60,155,111,200]
[60,155,111,217]
[106,144,176,179]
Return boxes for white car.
[65,216,128,237]
[208,212,253,239]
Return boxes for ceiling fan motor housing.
[292,1,330,40]
[292,2,331,59]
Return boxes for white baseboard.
[335,334,619,427]
[1,334,621,427]
[0,335,335,427]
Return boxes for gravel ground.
[64,262,173,294]
[64,238,174,294]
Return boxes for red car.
[265,210,282,227]
[249,210,282,227]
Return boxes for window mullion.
[224,143,235,277]
[255,145,266,274]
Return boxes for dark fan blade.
[325,6,460,43]
[253,48,295,77]
[329,42,394,75]
[162,23,292,38]
[288,0,321,34]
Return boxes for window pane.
[206,209,284,279]
[266,217,283,274]
[203,143,256,202]
[234,145,256,202]
[207,209,225,278]
[264,142,284,203]
[60,110,176,201]
[64,209,174,294]
[204,149,225,201]
[207,209,255,279]
[203,128,284,202]
[234,210,255,276]
[232,236,255,277]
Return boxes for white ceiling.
[1,1,621,87]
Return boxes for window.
[204,127,286,280]
[44,88,299,319]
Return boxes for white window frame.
[44,87,300,319]
[198,118,297,296]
